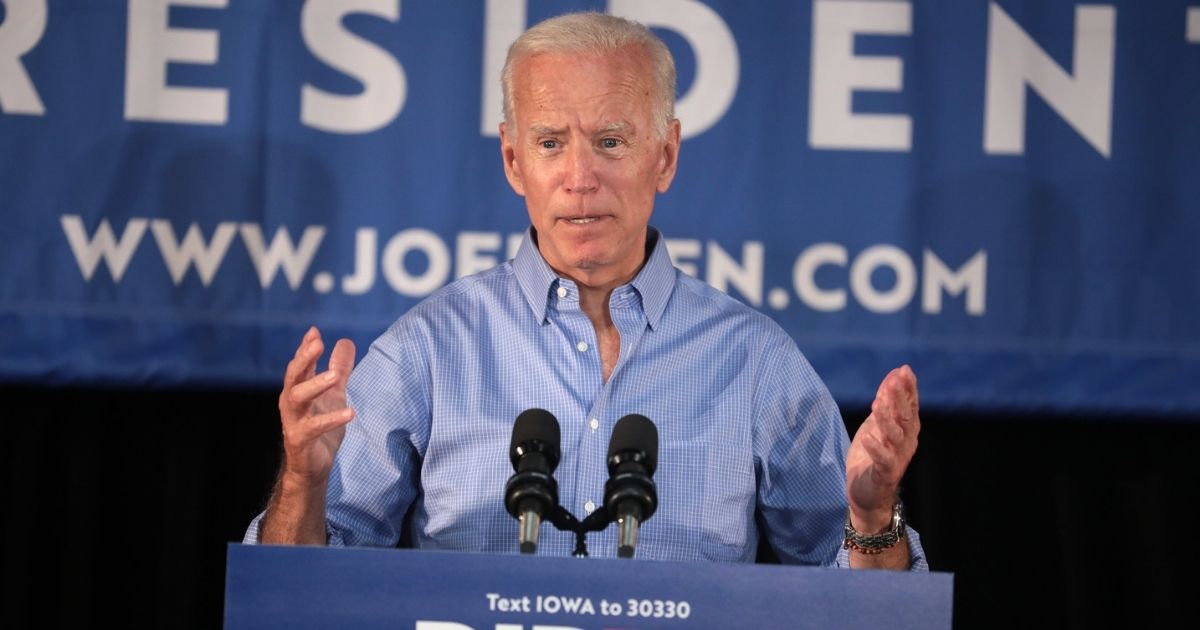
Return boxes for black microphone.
[603,414,658,559]
[504,409,561,554]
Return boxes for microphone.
[504,409,561,554]
[603,414,658,559]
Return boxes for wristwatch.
[842,501,905,554]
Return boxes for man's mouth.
[566,217,598,225]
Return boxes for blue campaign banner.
[224,545,954,629]
[1,1,1198,414]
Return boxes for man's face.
[500,48,681,287]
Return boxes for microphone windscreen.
[510,408,561,465]
[608,414,658,475]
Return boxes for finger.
[286,370,342,411]
[900,365,920,420]
[871,369,893,408]
[877,367,918,430]
[872,370,903,418]
[328,339,356,380]
[303,407,355,437]
[859,416,903,459]
[870,382,902,430]
[856,430,900,481]
[290,327,319,363]
[283,407,355,446]
[894,365,917,402]
[283,332,325,388]
[872,411,906,448]
[884,376,909,425]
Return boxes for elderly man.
[248,12,925,570]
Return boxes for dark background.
[2,384,1196,628]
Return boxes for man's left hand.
[845,365,920,533]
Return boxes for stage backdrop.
[1,0,1197,414]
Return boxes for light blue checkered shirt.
[246,228,925,568]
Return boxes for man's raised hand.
[278,326,356,483]
[845,365,920,533]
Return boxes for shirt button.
[584,501,596,514]
[576,341,588,352]
[589,418,599,431]
[556,286,568,298]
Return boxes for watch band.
[842,501,905,554]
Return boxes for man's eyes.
[536,138,623,150]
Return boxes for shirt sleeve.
[239,321,432,547]
[753,338,929,570]
[324,321,432,546]
[753,339,851,566]
[242,512,265,544]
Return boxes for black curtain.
[2,384,1196,628]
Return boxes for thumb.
[328,339,356,383]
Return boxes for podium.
[225,544,952,629]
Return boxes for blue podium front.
[225,544,952,629]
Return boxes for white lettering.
[706,240,763,305]
[150,219,237,286]
[850,244,916,313]
[506,232,524,261]
[609,0,739,139]
[414,623,473,630]
[61,215,148,282]
[456,231,501,278]
[381,228,450,296]
[0,0,47,115]
[793,242,847,312]
[301,0,405,134]
[479,0,526,136]
[239,223,325,289]
[342,227,377,294]
[923,249,986,315]
[664,238,701,277]
[984,2,1116,157]
[124,0,229,125]
[559,597,594,615]
[809,0,912,151]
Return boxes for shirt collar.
[512,226,676,329]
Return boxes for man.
[248,12,925,570]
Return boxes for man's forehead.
[517,46,651,76]
[512,51,654,129]
[516,49,652,95]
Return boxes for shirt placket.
[547,280,606,524]
[572,286,651,547]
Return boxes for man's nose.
[563,143,599,194]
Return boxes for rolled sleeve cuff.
[242,512,264,544]
[241,511,342,546]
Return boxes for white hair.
[500,12,677,138]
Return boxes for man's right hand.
[279,326,357,482]
[261,327,356,545]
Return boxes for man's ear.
[656,118,682,194]
[499,122,525,196]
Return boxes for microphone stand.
[546,506,611,558]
